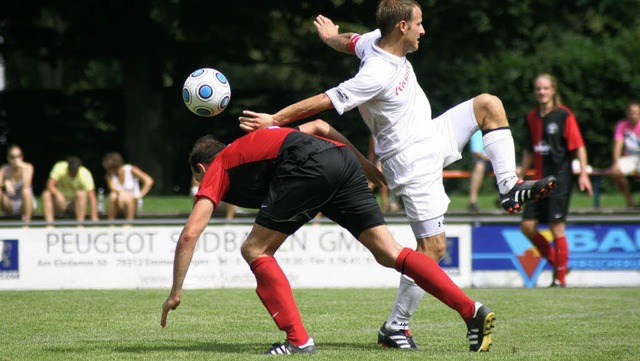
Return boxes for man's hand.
[578,173,593,196]
[160,294,181,328]
[314,15,340,44]
[238,110,276,132]
[362,161,387,188]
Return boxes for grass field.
[2,287,639,360]
[135,189,629,216]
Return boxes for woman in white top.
[102,152,154,220]
[0,145,36,222]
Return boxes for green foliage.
[1,0,639,193]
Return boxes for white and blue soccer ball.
[182,68,231,117]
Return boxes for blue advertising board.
[472,224,640,288]
[0,239,19,279]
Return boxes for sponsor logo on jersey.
[533,141,551,155]
[395,65,412,96]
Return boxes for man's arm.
[298,119,387,187]
[46,177,63,200]
[314,15,355,54]
[161,198,214,327]
[88,189,99,221]
[575,146,593,196]
[611,139,624,170]
[239,93,333,132]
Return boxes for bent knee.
[474,93,508,129]
[416,236,447,261]
[474,93,503,110]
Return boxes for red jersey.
[524,105,584,188]
[195,127,344,209]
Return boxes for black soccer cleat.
[500,176,558,214]
[263,338,316,355]
[466,302,496,352]
[377,322,420,350]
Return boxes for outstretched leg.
[359,226,495,352]
[473,94,557,213]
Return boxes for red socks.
[531,233,556,268]
[530,233,569,286]
[395,248,476,323]
[554,236,569,286]
[250,256,309,346]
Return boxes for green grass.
[1,288,638,360]
[135,189,628,216]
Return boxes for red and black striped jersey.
[524,105,584,184]
[195,127,344,209]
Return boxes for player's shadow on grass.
[114,341,375,354]
[47,340,380,355]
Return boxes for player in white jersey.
[239,0,556,352]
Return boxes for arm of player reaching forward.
[314,15,355,54]
[161,198,214,327]
[298,119,387,188]
[239,93,334,132]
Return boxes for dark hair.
[188,135,226,174]
[66,156,82,174]
[102,152,124,171]
[376,0,421,37]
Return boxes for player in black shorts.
[520,73,593,288]
[161,122,495,355]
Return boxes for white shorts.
[381,99,479,227]
[618,155,640,175]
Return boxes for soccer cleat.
[549,280,565,288]
[377,322,420,350]
[500,176,558,214]
[550,268,570,287]
[466,302,496,352]
[263,338,316,355]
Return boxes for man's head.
[66,156,82,178]
[376,0,423,46]
[189,135,226,183]
[626,100,640,124]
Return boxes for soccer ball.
[182,68,231,117]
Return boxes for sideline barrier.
[0,222,472,290]
[1,216,638,290]
[472,223,640,288]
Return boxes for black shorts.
[522,192,570,223]
[255,146,385,239]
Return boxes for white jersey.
[325,29,434,163]
[325,30,478,222]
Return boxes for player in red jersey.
[160,123,495,354]
[519,73,593,287]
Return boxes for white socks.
[482,128,518,194]
[385,275,426,331]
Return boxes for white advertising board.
[0,223,472,290]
